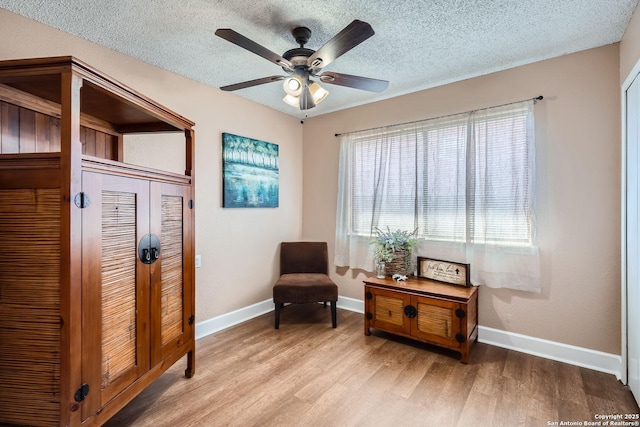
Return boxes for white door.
[627,72,640,404]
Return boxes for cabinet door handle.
[404,305,417,318]
[138,234,161,264]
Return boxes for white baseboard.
[336,295,364,313]
[195,299,273,340]
[478,326,623,380]
[195,295,363,340]
[195,296,623,380]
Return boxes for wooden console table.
[363,277,478,363]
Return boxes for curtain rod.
[334,95,543,137]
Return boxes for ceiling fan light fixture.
[283,76,303,96]
[282,81,328,110]
[282,93,299,108]
[309,82,329,104]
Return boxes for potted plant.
[372,227,418,277]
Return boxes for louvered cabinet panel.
[100,191,143,390]
[160,195,184,346]
[366,287,411,335]
[413,297,462,349]
[0,189,61,427]
[150,182,193,365]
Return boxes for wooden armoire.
[0,57,196,426]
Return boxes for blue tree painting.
[222,133,279,208]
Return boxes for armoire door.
[80,171,152,420]
[149,181,193,366]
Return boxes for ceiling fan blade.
[215,29,293,70]
[319,72,389,92]
[220,75,285,91]
[307,20,375,70]
[299,83,316,110]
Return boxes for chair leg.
[274,302,280,329]
[331,301,337,328]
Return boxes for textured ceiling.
[0,0,638,118]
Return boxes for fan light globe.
[309,82,328,104]
[283,76,303,96]
[282,94,299,108]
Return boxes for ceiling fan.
[215,20,389,110]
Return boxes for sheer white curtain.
[335,100,540,292]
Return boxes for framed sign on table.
[416,257,471,287]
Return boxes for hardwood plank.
[468,342,507,397]
[35,112,51,152]
[358,391,434,426]
[582,367,640,412]
[49,117,60,151]
[96,131,107,158]
[254,395,312,427]
[428,357,481,425]
[1,103,19,153]
[83,127,96,156]
[556,363,589,407]
[500,374,560,422]
[388,346,436,398]
[557,398,592,425]
[294,382,351,425]
[408,359,457,407]
[103,308,639,427]
[457,391,498,427]
[18,107,36,152]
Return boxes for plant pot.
[385,249,410,276]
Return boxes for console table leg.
[184,347,195,378]
[460,346,469,364]
[364,323,371,336]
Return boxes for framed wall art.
[417,257,471,287]
[222,132,279,208]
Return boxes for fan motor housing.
[282,47,314,67]
[283,26,315,67]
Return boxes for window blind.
[347,102,533,247]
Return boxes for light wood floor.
[105,305,639,427]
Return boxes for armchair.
[272,242,338,329]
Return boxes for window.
[335,99,540,291]
[348,102,533,246]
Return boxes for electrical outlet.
[195,254,201,268]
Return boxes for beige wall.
[0,9,304,321]
[303,44,622,354]
[0,6,631,355]
[621,2,640,83]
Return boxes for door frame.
[621,56,640,387]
